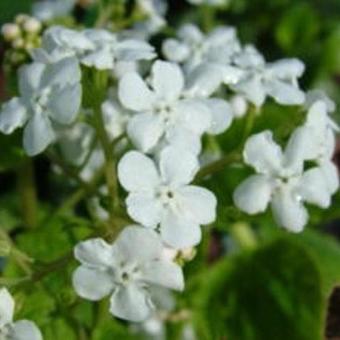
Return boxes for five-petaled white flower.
[72,226,184,322]
[231,45,306,107]
[233,129,337,232]
[118,147,217,248]
[0,57,81,156]
[32,26,155,70]
[119,60,233,155]
[0,288,42,340]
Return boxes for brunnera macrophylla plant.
[0,0,338,339]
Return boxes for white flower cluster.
[0,288,42,340]
[0,8,338,329]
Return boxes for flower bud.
[22,18,42,34]
[230,95,248,118]
[12,38,24,49]
[180,247,196,261]
[15,14,30,25]
[1,23,20,41]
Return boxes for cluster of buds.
[1,14,42,68]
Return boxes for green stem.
[93,106,119,219]
[53,165,105,217]
[195,151,241,181]
[201,5,215,32]
[17,159,38,228]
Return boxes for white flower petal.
[9,320,42,340]
[127,113,164,152]
[0,288,14,327]
[48,83,81,124]
[42,57,81,88]
[265,79,305,105]
[74,238,114,268]
[72,266,113,301]
[185,63,224,97]
[175,99,211,135]
[118,151,160,191]
[141,260,184,291]
[271,188,308,232]
[320,161,339,195]
[109,285,152,322]
[151,61,184,102]
[244,131,283,175]
[283,127,307,174]
[116,39,155,61]
[126,192,162,228]
[304,90,335,113]
[159,146,199,186]
[233,74,266,107]
[176,185,217,224]
[233,175,273,214]
[162,39,190,62]
[166,126,202,155]
[204,98,233,134]
[221,65,244,85]
[23,111,55,156]
[0,98,28,134]
[266,58,305,79]
[18,63,45,98]
[81,47,114,70]
[113,226,162,263]
[161,210,202,249]
[178,24,203,44]
[298,167,331,208]
[119,73,155,111]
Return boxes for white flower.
[162,24,241,72]
[231,45,305,107]
[233,129,336,232]
[72,226,184,322]
[32,27,155,70]
[0,288,42,340]
[296,100,339,195]
[0,57,81,156]
[32,0,76,21]
[118,147,217,248]
[119,60,233,154]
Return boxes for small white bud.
[22,18,42,34]
[12,38,24,49]
[230,95,248,118]
[15,14,30,25]
[1,23,20,41]
[180,247,196,261]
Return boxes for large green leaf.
[194,239,324,340]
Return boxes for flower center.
[32,87,52,113]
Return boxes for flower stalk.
[17,158,38,228]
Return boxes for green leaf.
[194,239,324,340]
